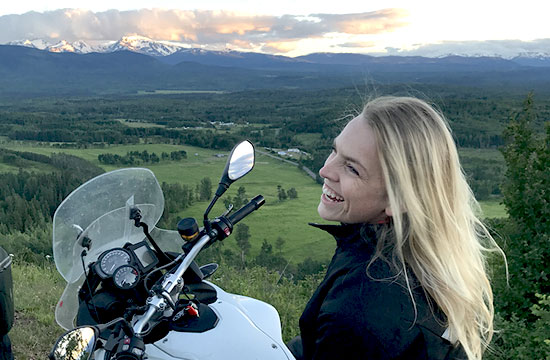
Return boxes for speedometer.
[97,249,131,278]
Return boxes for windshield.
[54,168,186,329]
[53,168,166,283]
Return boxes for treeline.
[482,94,550,359]
[157,177,213,229]
[0,152,103,235]
[98,150,187,165]
[10,127,242,150]
[0,148,51,166]
[4,86,549,151]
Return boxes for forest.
[0,85,548,358]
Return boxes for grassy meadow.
[1,141,335,262]
[0,141,507,263]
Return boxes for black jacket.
[0,334,13,360]
[289,223,466,360]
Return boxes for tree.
[199,177,212,201]
[254,239,287,272]
[295,257,325,281]
[287,187,298,199]
[235,223,251,268]
[496,92,550,319]
[277,185,287,201]
[275,237,285,253]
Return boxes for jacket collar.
[309,222,380,247]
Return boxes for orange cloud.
[229,39,256,50]
[324,9,409,35]
[262,40,299,53]
[215,22,260,35]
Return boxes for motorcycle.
[49,140,296,360]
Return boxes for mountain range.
[7,35,550,68]
[2,35,550,98]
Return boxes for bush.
[486,294,550,360]
[496,93,550,318]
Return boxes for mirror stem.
[215,183,229,197]
[203,195,219,232]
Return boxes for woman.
[288,97,501,360]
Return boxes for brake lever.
[221,204,234,217]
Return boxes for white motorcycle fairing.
[144,282,294,360]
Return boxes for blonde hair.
[361,96,502,360]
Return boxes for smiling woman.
[288,96,504,360]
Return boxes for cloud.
[261,40,300,54]
[333,41,376,49]
[314,9,409,35]
[0,8,409,52]
[381,39,550,58]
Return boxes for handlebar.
[133,195,265,337]
[228,195,265,225]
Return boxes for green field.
[0,142,507,263]
[479,199,508,218]
[1,141,336,263]
[458,147,505,161]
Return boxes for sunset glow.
[2,1,550,57]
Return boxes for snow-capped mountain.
[6,36,189,56]
[105,35,189,56]
[7,39,51,50]
[7,39,102,54]
[512,52,550,67]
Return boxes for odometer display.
[113,265,140,289]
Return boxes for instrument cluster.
[94,241,159,290]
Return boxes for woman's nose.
[319,157,337,181]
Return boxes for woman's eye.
[346,164,359,175]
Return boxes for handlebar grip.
[228,195,265,225]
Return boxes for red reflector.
[186,305,199,317]
[124,338,131,345]
[224,228,231,236]
[59,301,63,307]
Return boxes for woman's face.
[318,116,390,224]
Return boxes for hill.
[3,45,550,97]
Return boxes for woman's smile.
[322,184,344,202]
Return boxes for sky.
[1,1,550,57]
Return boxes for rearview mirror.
[216,140,255,197]
[204,140,256,225]
[49,327,98,360]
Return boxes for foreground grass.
[7,261,320,358]
[7,259,539,359]
[10,262,65,359]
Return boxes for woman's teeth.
[323,186,344,202]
